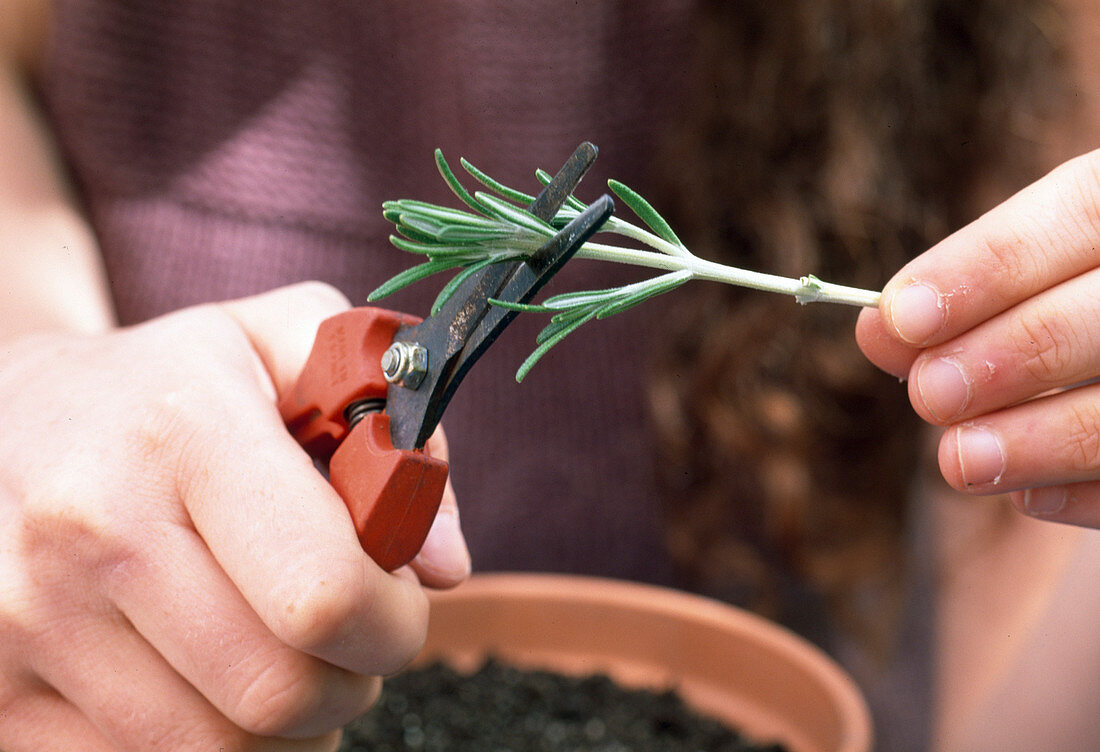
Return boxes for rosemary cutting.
[371,149,882,381]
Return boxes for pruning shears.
[279,143,614,571]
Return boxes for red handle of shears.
[278,307,449,572]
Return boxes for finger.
[28,607,252,751]
[855,305,921,379]
[879,149,1100,347]
[107,518,380,737]
[1009,480,1100,528]
[409,428,471,589]
[1,687,116,752]
[410,480,470,589]
[425,424,450,463]
[178,393,429,676]
[936,381,1100,494]
[28,607,343,751]
[908,267,1100,424]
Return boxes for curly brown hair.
[648,0,1069,644]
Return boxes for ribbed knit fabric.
[39,0,694,584]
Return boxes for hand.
[857,148,1100,527]
[0,282,470,751]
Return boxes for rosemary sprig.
[371,149,882,381]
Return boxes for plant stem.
[574,241,882,308]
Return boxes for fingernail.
[915,357,971,422]
[417,509,471,580]
[1024,486,1067,516]
[956,426,1005,488]
[890,282,945,345]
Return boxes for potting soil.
[340,659,788,752]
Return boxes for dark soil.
[340,659,788,752]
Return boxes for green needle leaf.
[435,149,491,215]
[475,193,555,237]
[608,179,684,248]
[595,271,693,319]
[515,310,598,382]
[391,220,442,245]
[463,158,537,205]
[431,256,501,314]
[487,298,556,314]
[368,258,460,301]
[388,235,482,256]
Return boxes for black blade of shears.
[386,142,614,450]
[441,193,613,399]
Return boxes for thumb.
[855,304,922,380]
[219,281,353,399]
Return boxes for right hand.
[0,282,470,751]
[856,150,1100,528]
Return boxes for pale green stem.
[575,241,882,308]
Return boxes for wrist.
[0,206,116,342]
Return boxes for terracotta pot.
[413,573,872,752]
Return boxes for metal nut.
[381,342,428,389]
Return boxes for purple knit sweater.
[39,0,694,584]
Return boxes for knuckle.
[146,303,259,380]
[374,622,427,678]
[269,575,363,654]
[973,153,1100,300]
[228,655,379,738]
[123,368,246,493]
[977,219,1050,299]
[231,660,324,736]
[1056,150,1100,244]
[291,280,352,312]
[22,480,154,598]
[270,571,427,675]
[12,469,162,629]
[1062,402,1100,472]
[1015,304,1084,385]
[125,384,204,468]
[18,469,126,564]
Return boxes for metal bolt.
[381,341,428,389]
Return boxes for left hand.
[856,148,1100,527]
[0,282,470,750]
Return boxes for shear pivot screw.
[381,342,428,389]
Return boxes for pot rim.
[421,572,873,752]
